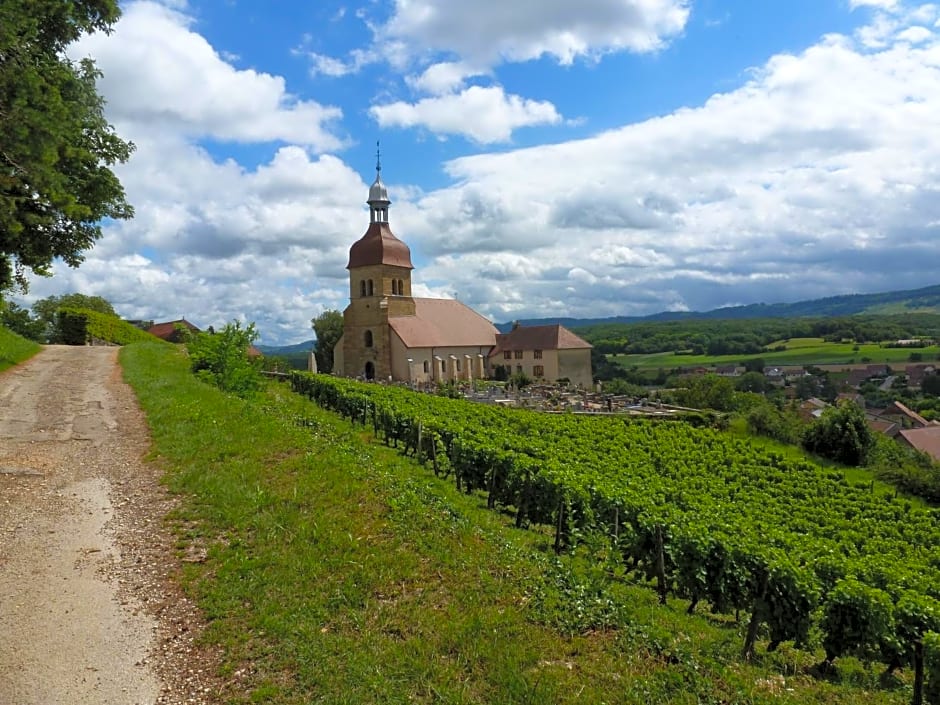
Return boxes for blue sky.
[16,0,940,344]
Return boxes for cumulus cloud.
[72,1,345,150]
[397,15,940,320]
[384,0,691,65]
[370,85,562,143]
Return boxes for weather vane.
[376,140,381,174]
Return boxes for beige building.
[332,158,593,386]
[490,324,594,388]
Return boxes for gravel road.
[0,346,222,705]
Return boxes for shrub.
[188,321,261,397]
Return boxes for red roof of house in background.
[898,426,940,462]
[389,298,498,348]
[347,222,414,269]
[147,319,200,342]
[490,324,592,357]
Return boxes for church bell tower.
[341,146,415,380]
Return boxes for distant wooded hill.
[256,339,315,356]
[496,283,940,332]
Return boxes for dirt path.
[0,346,221,705]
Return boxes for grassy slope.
[0,324,41,372]
[612,337,940,370]
[120,342,911,705]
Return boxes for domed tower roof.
[347,145,414,270]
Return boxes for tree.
[802,401,875,466]
[0,0,134,292]
[923,373,940,397]
[735,370,769,393]
[31,293,114,341]
[0,300,44,340]
[311,309,343,374]
[188,321,261,397]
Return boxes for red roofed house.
[332,157,592,385]
[147,319,200,343]
[490,323,593,388]
[898,426,940,463]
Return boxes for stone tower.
[341,149,415,380]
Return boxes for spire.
[367,140,390,223]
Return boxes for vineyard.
[291,372,940,700]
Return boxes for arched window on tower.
[397,279,404,295]
[367,279,374,296]
[364,330,373,348]
[360,280,366,297]
[391,279,398,295]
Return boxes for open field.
[610,337,940,370]
[119,341,917,704]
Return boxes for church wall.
[558,349,594,388]
[389,335,491,384]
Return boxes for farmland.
[117,341,939,703]
[609,337,940,370]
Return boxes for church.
[332,157,593,387]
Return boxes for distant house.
[489,323,593,388]
[882,400,931,429]
[898,426,940,462]
[147,319,200,343]
[798,397,829,421]
[715,364,740,377]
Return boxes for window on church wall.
[364,330,373,347]
[398,279,404,295]
[423,360,429,374]
[367,279,374,296]
[392,279,399,295]
[360,281,366,297]
[534,350,543,359]
[503,351,512,360]
[514,350,523,359]
[534,365,544,378]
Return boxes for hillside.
[497,283,940,331]
[0,325,41,372]
[256,339,315,356]
[119,341,924,704]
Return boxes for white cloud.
[405,61,487,95]
[393,15,940,320]
[384,0,691,65]
[370,85,562,143]
[72,1,345,150]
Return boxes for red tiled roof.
[347,222,413,269]
[147,319,200,342]
[888,400,930,427]
[490,324,592,357]
[389,298,498,348]
[898,426,940,462]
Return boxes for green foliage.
[120,342,908,704]
[53,307,157,345]
[510,370,532,389]
[188,320,261,397]
[926,631,940,705]
[673,373,736,411]
[291,372,940,677]
[0,323,40,371]
[736,370,769,393]
[0,0,134,291]
[311,309,343,373]
[745,401,802,444]
[802,401,876,466]
[821,579,895,664]
[923,373,940,397]
[0,300,44,340]
[31,293,115,341]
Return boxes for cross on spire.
[375,140,381,175]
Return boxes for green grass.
[612,337,940,370]
[0,324,41,372]
[120,341,914,704]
